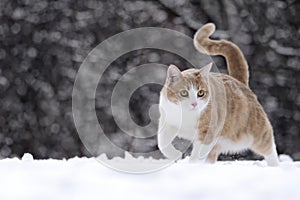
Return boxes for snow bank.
[0,153,299,200]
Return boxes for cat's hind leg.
[263,143,280,166]
[251,131,279,167]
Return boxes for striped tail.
[194,23,249,86]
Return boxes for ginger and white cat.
[157,23,279,166]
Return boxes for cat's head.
[161,63,212,112]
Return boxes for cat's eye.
[197,90,205,97]
[179,90,189,97]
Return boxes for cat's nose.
[191,102,198,107]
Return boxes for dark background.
[0,0,299,160]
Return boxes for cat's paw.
[189,158,204,164]
[189,156,206,164]
[163,150,182,161]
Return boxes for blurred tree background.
[0,0,299,160]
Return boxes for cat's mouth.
[190,107,198,111]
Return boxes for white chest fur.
[159,96,200,141]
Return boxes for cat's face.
[162,63,212,112]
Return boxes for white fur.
[189,140,212,162]
[157,87,208,160]
[217,136,254,154]
[157,121,182,159]
[264,144,279,166]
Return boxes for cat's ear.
[167,64,182,83]
[200,63,212,79]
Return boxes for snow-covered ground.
[1,153,300,200]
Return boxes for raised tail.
[194,23,249,86]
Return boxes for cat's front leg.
[157,124,182,160]
[189,140,212,163]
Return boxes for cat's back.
[211,72,257,103]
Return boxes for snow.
[1,153,300,200]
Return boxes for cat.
[157,23,279,166]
